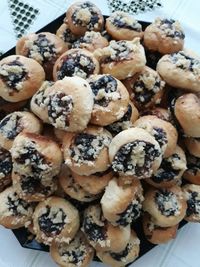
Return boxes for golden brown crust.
[87,74,130,126]
[134,115,178,158]
[143,186,187,227]
[184,137,200,157]
[144,18,184,54]
[33,196,80,245]
[16,32,68,79]
[63,126,112,176]
[50,231,94,267]
[0,55,45,102]
[142,212,178,244]
[174,94,200,137]
[66,1,104,36]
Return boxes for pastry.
[94,38,146,80]
[184,137,200,158]
[53,48,99,81]
[134,115,178,157]
[45,77,94,132]
[72,168,113,195]
[0,111,42,150]
[30,81,54,124]
[157,51,200,92]
[0,147,12,192]
[105,102,139,136]
[123,66,165,110]
[144,18,185,54]
[50,231,94,267]
[106,11,143,41]
[183,154,200,185]
[82,204,131,253]
[142,212,178,244]
[109,127,162,179]
[33,196,80,245]
[66,1,104,36]
[146,145,187,188]
[183,184,200,222]
[0,186,33,229]
[10,132,62,201]
[87,74,130,126]
[101,178,144,226]
[59,165,100,202]
[63,126,112,176]
[0,55,45,102]
[56,21,77,45]
[72,31,109,52]
[143,186,187,227]
[16,32,68,79]
[96,230,140,267]
[54,128,65,144]
[142,107,171,122]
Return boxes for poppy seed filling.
[158,19,185,39]
[110,12,142,32]
[0,113,23,140]
[112,140,160,177]
[186,191,200,217]
[155,190,180,216]
[0,148,12,179]
[7,192,31,216]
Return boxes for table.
[0,0,200,266]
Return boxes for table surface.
[0,0,200,267]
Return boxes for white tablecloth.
[0,0,200,267]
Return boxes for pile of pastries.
[0,1,200,267]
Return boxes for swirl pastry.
[0,55,45,102]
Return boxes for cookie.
[50,231,94,267]
[183,184,200,222]
[96,230,140,267]
[142,212,178,244]
[143,186,187,227]
[33,196,80,245]
[72,31,108,52]
[59,165,100,202]
[0,55,45,102]
[45,77,94,132]
[157,51,200,93]
[0,111,42,150]
[0,147,12,192]
[144,18,185,54]
[134,115,178,157]
[146,145,187,188]
[16,32,68,79]
[183,154,200,185]
[56,21,77,45]
[82,204,131,253]
[53,48,100,80]
[101,178,144,226]
[66,1,104,36]
[105,102,139,136]
[106,11,143,41]
[63,126,112,176]
[123,66,165,110]
[109,128,162,179]
[87,74,130,126]
[94,38,146,80]
[0,186,33,229]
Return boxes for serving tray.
[1,12,187,265]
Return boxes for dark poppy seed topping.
[7,192,31,216]
[186,191,200,217]
[0,113,23,139]
[158,19,185,39]
[186,154,200,175]
[82,215,105,243]
[0,148,12,179]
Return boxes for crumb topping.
[25,34,57,64]
[0,113,23,140]
[32,81,54,109]
[47,92,73,130]
[88,75,120,107]
[38,206,67,236]
[58,24,77,43]
[72,2,101,30]
[72,31,102,49]
[0,59,27,91]
[112,140,161,177]
[0,148,12,180]
[152,153,186,183]
[109,11,142,32]
[131,70,165,105]
[186,154,200,175]
[170,51,200,75]
[185,190,200,217]
[57,51,96,79]
[106,104,133,135]
[69,132,111,165]
[155,18,185,39]
[155,189,180,216]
